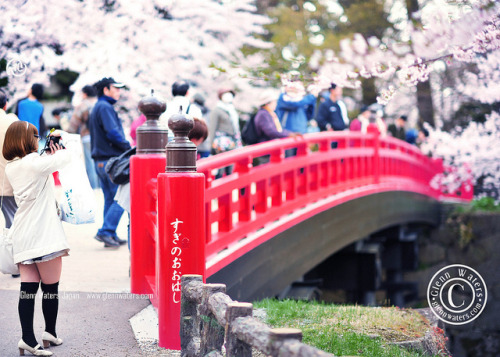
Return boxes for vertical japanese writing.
[170,219,183,303]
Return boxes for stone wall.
[404,208,500,357]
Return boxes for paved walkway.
[0,189,177,357]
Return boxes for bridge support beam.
[382,225,419,307]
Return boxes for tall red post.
[130,90,168,295]
[157,112,205,349]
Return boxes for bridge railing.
[196,131,471,277]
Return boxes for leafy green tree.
[256,0,393,105]
[336,0,393,105]
[253,0,340,84]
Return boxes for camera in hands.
[41,134,65,155]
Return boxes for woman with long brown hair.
[4,121,72,356]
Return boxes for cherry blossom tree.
[2,0,499,199]
[0,0,271,116]
[421,111,500,199]
[315,0,500,111]
[311,0,500,198]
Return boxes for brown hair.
[3,121,39,161]
[188,118,208,142]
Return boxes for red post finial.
[137,89,168,154]
[166,112,197,172]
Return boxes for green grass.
[253,299,446,357]
[454,197,500,213]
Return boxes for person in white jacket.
[4,121,72,356]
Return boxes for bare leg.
[36,257,62,284]
[19,263,41,282]
[37,258,63,338]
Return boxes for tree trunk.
[406,0,436,127]
[416,80,435,127]
[361,77,377,106]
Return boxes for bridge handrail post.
[130,90,168,294]
[157,112,206,349]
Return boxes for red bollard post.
[130,91,168,295]
[157,113,205,349]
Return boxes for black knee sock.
[41,282,59,338]
[18,282,40,348]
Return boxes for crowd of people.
[3,79,430,251]
[0,76,431,356]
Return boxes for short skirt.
[20,249,69,265]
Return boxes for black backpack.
[241,113,259,145]
[105,147,136,184]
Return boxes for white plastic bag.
[57,134,96,224]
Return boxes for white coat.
[159,95,203,128]
[6,147,72,263]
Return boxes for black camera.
[41,135,65,154]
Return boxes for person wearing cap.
[254,89,299,143]
[388,115,407,141]
[159,80,203,127]
[89,77,131,248]
[316,83,349,132]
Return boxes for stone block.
[419,243,446,266]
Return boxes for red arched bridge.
[129,130,471,349]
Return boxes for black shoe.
[113,236,127,246]
[100,235,120,248]
[94,234,104,243]
[11,274,20,278]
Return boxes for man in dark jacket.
[388,115,407,141]
[316,83,349,132]
[89,77,131,248]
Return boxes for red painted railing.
[196,131,471,276]
[130,131,472,349]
